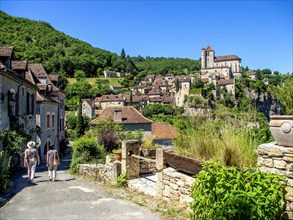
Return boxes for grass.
[173,118,258,168]
[67,77,121,86]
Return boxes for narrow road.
[0,154,160,220]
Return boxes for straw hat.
[27,141,36,148]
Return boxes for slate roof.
[215,55,241,62]
[49,74,59,81]
[162,96,174,103]
[12,60,27,70]
[91,106,153,125]
[152,122,177,140]
[28,64,47,77]
[0,46,13,57]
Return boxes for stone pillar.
[156,148,164,199]
[257,142,293,219]
[112,161,121,183]
[121,140,140,179]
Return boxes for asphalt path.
[0,154,160,220]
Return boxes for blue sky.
[1,0,292,74]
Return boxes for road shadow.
[0,148,72,207]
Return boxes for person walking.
[24,141,40,183]
[46,144,59,181]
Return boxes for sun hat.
[27,141,36,148]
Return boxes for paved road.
[0,155,160,220]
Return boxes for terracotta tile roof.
[91,106,153,125]
[201,78,210,83]
[205,45,213,51]
[217,79,234,86]
[248,71,256,75]
[0,46,13,57]
[219,74,226,79]
[12,60,27,70]
[28,64,47,77]
[148,89,161,95]
[215,55,241,62]
[162,96,173,103]
[149,97,162,102]
[100,94,124,102]
[152,122,177,140]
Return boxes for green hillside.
[0,10,200,82]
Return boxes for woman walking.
[46,144,59,181]
[24,141,40,183]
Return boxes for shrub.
[70,137,104,173]
[116,172,128,187]
[190,162,284,220]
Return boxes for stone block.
[170,183,179,190]
[179,187,189,195]
[287,179,293,188]
[177,179,185,187]
[179,195,193,204]
[285,187,293,202]
[274,160,287,170]
[284,155,293,163]
[287,172,293,179]
[258,157,274,168]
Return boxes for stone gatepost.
[257,142,293,219]
[121,140,140,179]
[156,148,164,199]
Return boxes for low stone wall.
[257,142,293,219]
[140,160,157,174]
[161,167,194,203]
[79,164,113,183]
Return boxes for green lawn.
[67,77,121,86]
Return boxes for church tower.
[206,45,214,68]
[201,48,207,69]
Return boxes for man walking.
[46,144,59,181]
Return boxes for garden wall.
[257,142,293,219]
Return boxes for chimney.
[114,108,122,122]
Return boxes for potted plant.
[112,149,122,161]
[269,81,293,147]
[140,137,156,158]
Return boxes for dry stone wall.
[162,167,194,203]
[79,164,113,183]
[257,142,293,219]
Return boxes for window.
[8,90,16,117]
[26,92,35,115]
[47,114,50,128]
[52,114,55,128]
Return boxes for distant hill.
[0,10,200,82]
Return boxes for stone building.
[0,47,37,151]
[201,45,242,79]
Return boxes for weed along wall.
[257,142,293,219]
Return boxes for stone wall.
[257,142,293,219]
[161,167,194,203]
[140,160,157,174]
[79,163,114,183]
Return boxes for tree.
[76,98,86,138]
[120,48,126,59]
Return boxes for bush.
[70,137,104,173]
[190,162,284,220]
[116,172,128,187]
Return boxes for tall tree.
[120,48,126,59]
[76,98,85,138]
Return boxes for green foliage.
[120,130,144,145]
[269,79,293,115]
[76,99,86,138]
[88,119,122,152]
[0,151,11,192]
[142,104,173,118]
[70,137,104,173]
[115,172,128,187]
[66,114,77,130]
[190,162,284,220]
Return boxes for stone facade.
[257,142,293,219]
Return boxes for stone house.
[82,99,95,118]
[201,45,242,79]
[103,70,124,78]
[97,94,125,110]
[26,63,65,159]
[248,71,257,80]
[91,106,153,135]
[0,47,37,151]
[217,79,235,96]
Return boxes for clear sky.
[1,0,292,74]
